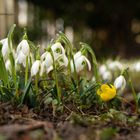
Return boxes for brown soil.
[0,102,139,140]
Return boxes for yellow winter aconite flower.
[97,84,116,101]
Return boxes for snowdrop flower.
[114,75,126,90]
[41,50,68,74]
[57,54,68,67]
[41,51,54,74]
[102,71,112,81]
[133,62,140,72]
[51,42,65,60]
[0,38,9,60]
[71,51,91,73]
[16,40,30,56]
[16,40,30,67]
[99,64,107,75]
[31,60,41,77]
[108,61,123,71]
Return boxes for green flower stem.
[35,74,39,94]
[51,51,61,102]
[54,68,61,102]
[129,78,138,112]
[80,42,100,83]
[25,57,29,86]
[15,77,20,99]
[0,85,4,95]
[8,24,17,87]
[56,32,79,90]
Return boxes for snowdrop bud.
[114,75,126,90]
[102,71,112,81]
[31,60,41,77]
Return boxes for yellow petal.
[97,84,116,102]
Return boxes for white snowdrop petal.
[40,61,46,76]
[45,52,53,68]
[21,40,30,56]
[41,52,48,61]
[75,56,85,73]
[114,75,126,90]
[99,64,107,75]
[31,60,41,77]
[17,51,26,64]
[84,56,91,71]
[2,41,9,59]
[51,42,65,60]
[74,51,82,60]
[134,62,140,72]
[0,38,7,44]
[58,55,68,67]
[70,60,74,73]
[17,40,30,56]
[46,65,53,74]
[71,52,91,73]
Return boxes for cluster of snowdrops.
[0,24,137,110]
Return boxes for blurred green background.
[1,0,140,58]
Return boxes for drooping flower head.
[40,51,54,74]
[31,60,41,77]
[71,51,91,73]
[16,39,30,67]
[114,75,126,90]
[97,84,116,101]
[39,42,68,75]
[51,42,65,60]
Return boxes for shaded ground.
[0,102,139,140]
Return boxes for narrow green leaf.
[20,77,32,105]
[0,43,9,86]
[7,24,16,86]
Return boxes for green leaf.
[7,24,17,86]
[0,44,9,86]
[19,77,32,105]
